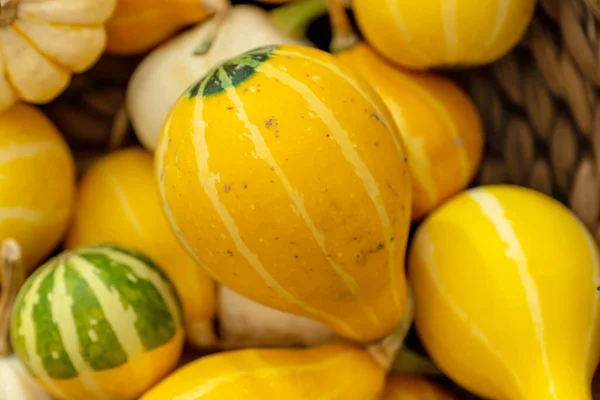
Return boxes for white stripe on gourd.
[258,61,402,308]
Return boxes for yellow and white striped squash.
[0,0,117,111]
[409,185,600,400]
[156,44,413,342]
[65,147,217,350]
[0,103,75,273]
[352,0,537,70]
[10,244,185,400]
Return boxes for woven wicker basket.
[34,0,600,398]
[463,0,600,241]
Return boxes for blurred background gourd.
[0,0,117,110]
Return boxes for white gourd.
[218,286,339,349]
[126,4,307,151]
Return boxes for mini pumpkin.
[0,0,117,110]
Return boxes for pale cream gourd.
[126,4,306,151]
[218,285,339,349]
[0,0,117,111]
[0,240,52,400]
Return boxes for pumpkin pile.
[0,0,597,399]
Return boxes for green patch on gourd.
[33,266,78,380]
[78,252,178,351]
[186,45,278,98]
[65,262,128,371]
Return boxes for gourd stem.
[0,239,23,357]
[366,285,415,371]
[193,0,232,56]
[326,0,359,53]
[269,0,328,40]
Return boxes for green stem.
[193,0,232,56]
[0,239,23,357]
[269,0,328,40]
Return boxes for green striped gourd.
[10,244,185,400]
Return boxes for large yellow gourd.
[352,0,537,70]
[141,342,386,399]
[409,185,600,400]
[65,147,216,349]
[0,0,117,110]
[156,44,412,342]
[0,103,75,272]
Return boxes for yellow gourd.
[409,185,600,400]
[0,103,75,273]
[326,0,484,221]
[381,374,455,400]
[352,0,537,70]
[105,0,227,55]
[155,44,412,342]
[140,342,386,399]
[0,0,117,110]
[65,147,216,349]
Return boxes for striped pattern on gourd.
[353,0,537,69]
[11,244,184,400]
[155,44,413,342]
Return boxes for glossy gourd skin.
[0,0,117,110]
[0,103,75,273]
[409,185,600,400]
[141,343,386,399]
[352,0,537,70]
[11,245,185,400]
[65,147,217,350]
[336,43,483,220]
[105,0,220,55]
[381,374,455,400]
[156,44,412,342]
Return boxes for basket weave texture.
[467,0,600,241]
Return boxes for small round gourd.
[0,103,75,273]
[155,44,412,342]
[409,185,600,400]
[10,244,185,400]
[353,0,537,70]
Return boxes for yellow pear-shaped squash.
[352,0,537,70]
[409,185,600,400]
[65,147,216,349]
[0,103,75,273]
[155,44,412,342]
[140,342,386,399]
[381,374,455,400]
[0,0,117,110]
